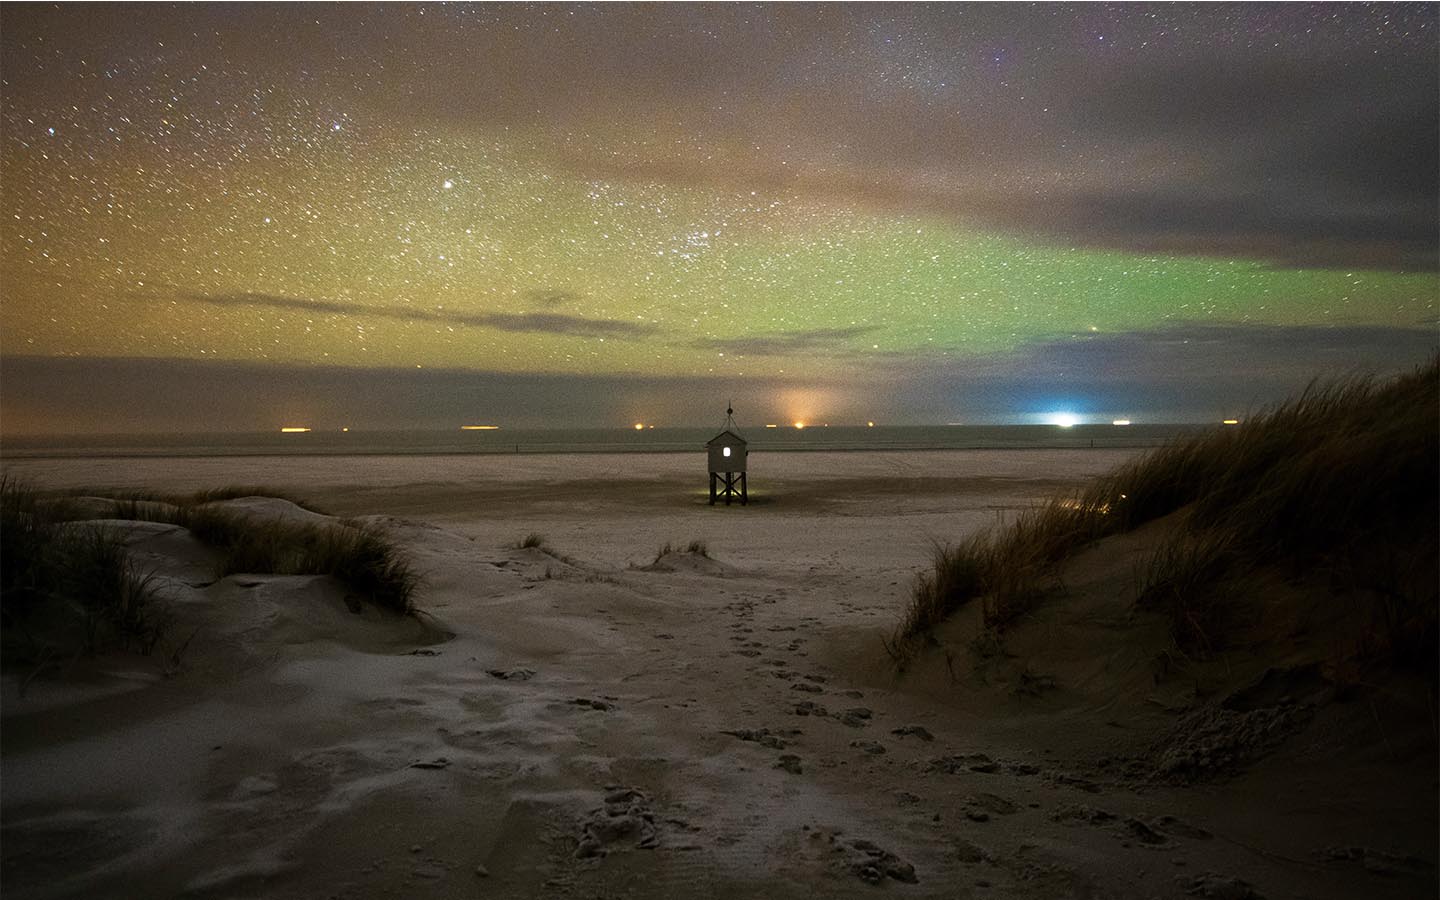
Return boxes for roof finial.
[721,400,740,436]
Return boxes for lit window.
[723,446,731,457]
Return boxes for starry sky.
[2,3,1436,433]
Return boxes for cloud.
[6,5,1432,270]
[521,289,581,309]
[4,324,1432,434]
[693,326,882,356]
[524,13,1438,270]
[879,322,1440,420]
[477,312,657,339]
[172,291,658,339]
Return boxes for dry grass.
[1137,361,1438,663]
[2,478,169,660]
[890,358,1439,672]
[58,484,326,515]
[517,532,547,550]
[6,483,417,643]
[184,506,417,614]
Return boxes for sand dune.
[1,452,1434,898]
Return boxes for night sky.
[2,3,1436,433]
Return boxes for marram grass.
[888,358,1438,671]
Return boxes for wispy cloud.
[173,291,659,339]
[520,288,581,308]
[478,312,657,339]
[694,326,881,356]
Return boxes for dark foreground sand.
[2,450,1435,898]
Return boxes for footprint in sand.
[890,724,934,741]
[962,792,1018,822]
[719,727,802,750]
[574,786,661,859]
[570,697,617,711]
[826,836,918,885]
[485,667,536,681]
[1175,872,1265,899]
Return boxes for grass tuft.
[654,539,710,563]
[517,532,547,550]
[186,485,325,511]
[58,484,326,515]
[3,481,417,666]
[187,507,417,613]
[891,358,1439,671]
[2,478,169,659]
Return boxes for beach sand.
[2,450,1434,898]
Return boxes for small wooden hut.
[706,405,747,505]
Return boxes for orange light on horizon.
[793,421,806,429]
[867,421,875,427]
[341,427,350,432]
[280,427,311,433]
[634,423,645,430]
[460,425,500,431]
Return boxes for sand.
[2,450,1435,899]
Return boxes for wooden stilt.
[709,472,717,505]
[740,472,747,505]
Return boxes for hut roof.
[706,428,746,446]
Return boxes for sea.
[1,424,1204,459]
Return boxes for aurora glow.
[1,4,1435,432]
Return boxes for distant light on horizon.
[1112,419,1132,426]
[460,424,500,430]
[765,424,778,428]
[1223,418,1241,425]
[794,421,806,429]
[279,427,311,433]
[341,427,349,432]
[634,422,645,430]
[1048,412,1079,428]
[867,421,875,427]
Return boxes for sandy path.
[2,450,1434,898]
